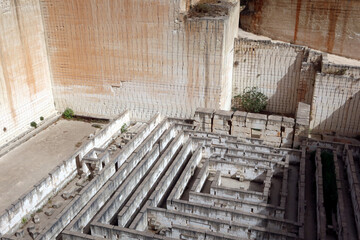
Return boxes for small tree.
[236,87,268,113]
[63,108,74,119]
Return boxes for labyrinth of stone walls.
[1,112,306,239]
[1,0,360,148]
[40,0,239,120]
[0,0,55,146]
[240,0,360,60]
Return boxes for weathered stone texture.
[0,0,55,146]
[40,0,240,121]
[241,0,360,60]
[310,73,360,137]
[294,102,310,148]
[232,39,305,115]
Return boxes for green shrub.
[30,121,37,128]
[40,116,44,121]
[63,108,74,119]
[235,87,268,113]
[21,217,27,225]
[121,124,127,133]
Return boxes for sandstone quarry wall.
[0,0,359,146]
[0,0,55,146]
[232,38,305,115]
[310,71,360,137]
[40,0,240,121]
[240,0,360,61]
[232,36,360,138]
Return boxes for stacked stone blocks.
[194,108,214,132]
[294,102,311,148]
[195,107,306,148]
[264,115,283,147]
[246,113,267,140]
[213,110,233,135]
[231,111,249,138]
[281,117,295,148]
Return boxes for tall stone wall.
[40,0,240,121]
[310,72,360,137]
[232,36,360,138]
[232,38,305,115]
[0,0,55,146]
[240,0,360,60]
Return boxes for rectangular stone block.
[213,129,229,135]
[264,136,282,143]
[263,141,281,147]
[246,113,267,130]
[232,126,251,134]
[265,129,281,137]
[214,110,233,119]
[282,117,295,128]
[232,111,247,127]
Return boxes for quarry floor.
[0,119,104,211]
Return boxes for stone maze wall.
[0,111,308,240]
[0,111,131,236]
[1,109,360,240]
[1,0,359,147]
[307,140,360,240]
[194,103,310,149]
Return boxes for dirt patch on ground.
[187,0,235,18]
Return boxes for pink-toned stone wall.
[241,0,360,60]
[40,0,239,121]
[0,0,55,146]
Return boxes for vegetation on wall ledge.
[63,108,74,119]
[233,87,268,113]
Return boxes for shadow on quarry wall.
[265,54,303,117]
[232,52,303,117]
[310,90,360,138]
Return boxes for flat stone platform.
[0,119,103,211]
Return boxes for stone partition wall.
[39,0,240,121]
[0,111,130,236]
[240,0,360,60]
[345,148,360,236]
[0,0,55,146]
[194,107,311,148]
